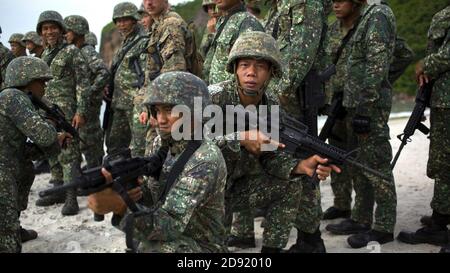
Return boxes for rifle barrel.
[347,158,392,182]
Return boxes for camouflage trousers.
[329,117,355,211]
[226,174,302,249]
[0,163,35,253]
[294,178,323,234]
[138,235,227,253]
[428,108,450,215]
[80,96,104,168]
[105,106,148,158]
[346,108,397,233]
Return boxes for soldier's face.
[236,58,271,93]
[153,104,181,134]
[10,42,26,57]
[206,5,219,18]
[115,18,136,37]
[41,22,62,47]
[139,14,152,29]
[333,0,356,19]
[25,41,36,52]
[216,0,241,11]
[65,31,76,44]
[144,0,168,16]
[27,79,47,98]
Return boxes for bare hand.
[139,112,149,125]
[72,114,85,129]
[415,61,430,87]
[207,17,217,33]
[239,130,285,156]
[294,155,341,181]
[57,132,73,148]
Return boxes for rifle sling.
[45,44,69,67]
[123,140,203,253]
[111,35,147,76]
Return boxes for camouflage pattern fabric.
[209,80,303,249]
[85,32,98,47]
[0,43,14,88]
[8,33,26,47]
[80,44,110,167]
[203,3,264,85]
[22,31,43,47]
[200,31,214,60]
[0,88,59,253]
[389,36,414,85]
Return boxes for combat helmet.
[9,33,26,47]
[144,72,211,115]
[202,0,216,12]
[4,56,53,88]
[113,2,140,23]
[64,15,90,36]
[85,32,98,47]
[227,31,283,78]
[22,31,43,46]
[37,10,65,35]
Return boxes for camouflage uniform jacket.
[424,5,450,108]
[112,26,149,111]
[0,89,60,172]
[200,31,214,60]
[203,4,264,85]
[208,80,302,182]
[265,0,326,117]
[118,138,228,253]
[41,41,91,117]
[343,4,396,116]
[80,44,110,96]
[0,43,14,89]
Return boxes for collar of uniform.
[233,79,269,107]
[168,139,190,156]
[221,3,246,18]
[123,25,140,44]
[47,40,66,51]
[152,8,171,26]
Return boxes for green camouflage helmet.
[227,31,283,78]
[9,33,26,47]
[202,0,216,12]
[113,2,140,23]
[4,56,53,88]
[37,10,65,35]
[64,15,90,36]
[22,31,43,46]
[144,72,211,112]
[85,32,98,47]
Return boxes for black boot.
[287,228,326,253]
[348,229,394,249]
[398,212,449,246]
[61,189,79,216]
[420,215,433,227]
[227,235,256,249]
[326,219,371,235]
[261,247,281,253]
[35,181,65,207]
[323,207,351,220]
[20,227,38,243]
[33,160,50,175]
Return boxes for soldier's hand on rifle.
[207,17,217,34]
[57,132,73,148]
[139,111,149,125]
[293,156,341,181]
[415,60,430,87]
[239,130,285,156]
[72,113,85,129]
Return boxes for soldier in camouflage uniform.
[398,5,450,247]
[22,32,44,58]
[105,2,149,158]
[138,3,152,32]
[325,1,397,248]
[202,0,264,85]
[0,26,15,89]
[64,15,110,169]
[89,72,228,253]
[265,0,331,253]
[85,32,98,48]
[8,33,27,58]
[199,0,220,59]
[0,56,65,253]
[209,32,339,252]
[137,0,193,157]
[33,10,91,216]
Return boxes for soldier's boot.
[398,211,449,246]
[20,227,38,243]
[61,189,79,216]
[323,207,351,220]
[442,232,450,253]
[421,215,450,227]
[33,160,50,175]
[347,229,394,249]
[227,235,256,249]
[326,219,371,235]
[35,181,65,207]
[287,228,326,253]
[261,247,282,253]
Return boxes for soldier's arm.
[72,48,91,117]
[389,36,414,84]
[159,18,188,73]
[280,0,324,95]
[423,32,450,78]
[259,151,305,181]
[355,11,395,116]
[85,48,111,92]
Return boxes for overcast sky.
[0,0,190,50]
